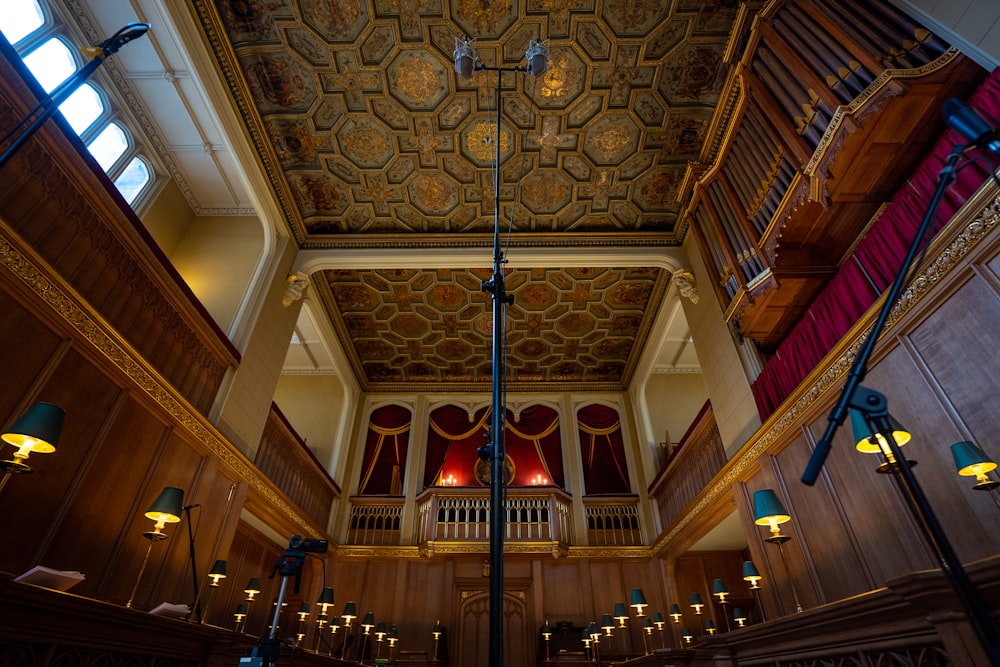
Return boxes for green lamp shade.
[362,611,375,627]
[850,408,911,453]
[682,627,692,638]
[643,618,654,631]
[343,601,357,618]
[234,603,248,618]
[705,619,715,630]
[331,616,341,629]
[613,602,628,619]
[653,611,665,626]
[588,621,600,638]
[952,440,996,476]
[752,489,790,525]
[209,559,227,576]
[601,614,614,630]
[375,621,387,636]
[389,624,399,639]
[1,402,65,453]
[541,620,551,637]
[433,619,442,634]
[690,592,704,606]
[733,607,746,620]
[244,577,261,594]
[145,486,184,524]
[712,578,728,595]
[668,603,682,616]
[318,586,335,605]
[742,560,761,581]
[630,588,648,607]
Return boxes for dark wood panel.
[0,289,65,419]
[772,431,877,603]
[38,392,165,598]
[0,347,122,574]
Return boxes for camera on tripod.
[286,534,328,556]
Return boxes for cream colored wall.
[892,0,1000,70]
[169,215,264,333]
[213,237,296,455]
[140,178,194,257]
[643,372,710,451]
[273,374,347,474]
[681,236,761,455]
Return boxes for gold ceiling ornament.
[467,121,509,162]
[395,53,443,105]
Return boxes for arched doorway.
[457,590,530,667]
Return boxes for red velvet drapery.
[424,404,564,488]
[358,404,411,495]
[577,403,631,495]
[751,67,1000,418]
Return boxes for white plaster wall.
[169,214,264,333]
[893,0,1000,70]
[680,236,761,455]
[273,374,347,475]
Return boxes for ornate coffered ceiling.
[191,0,737,389]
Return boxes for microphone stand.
[801,144,1000,664]
[0,23,150,171]
[474,60,522,667]
[183,504,202,623]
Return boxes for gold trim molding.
[335,543,653,559]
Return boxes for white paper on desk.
[14,565,86,591]
[148,602,191,618]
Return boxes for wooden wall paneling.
[800,378,940,585]
[227,523,286,638]
[772,430,875,605]
[198,481,247,628]
[738,456,816,618]
[0,292,65,413]
[396,559,450,652]
[881,275,1000,563]
[160,453,245,616]
[905,269,1000,447]
[0,347,122,575]
[112,428,209,611]
[540,559,588,627]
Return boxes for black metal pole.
[483,64,509,667]
[473,61,526,667]
[0,23,149,171]
[183,505,202,623]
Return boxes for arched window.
[0,1,155,207]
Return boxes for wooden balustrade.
[583,496,642,546]
[415,487,572,548]
[254,404,340,530]
[346,497,403,546]
[648,404,726,530]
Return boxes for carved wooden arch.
[457,589,531,667]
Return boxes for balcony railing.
[415,487,572,549]
[346,497,404,546]
[583,496,642,546]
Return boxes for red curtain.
[424,404,564,488]
[577,404,631,495]
[751,67,1000,418]
[425,405,489,487]
[358,404,411,495]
